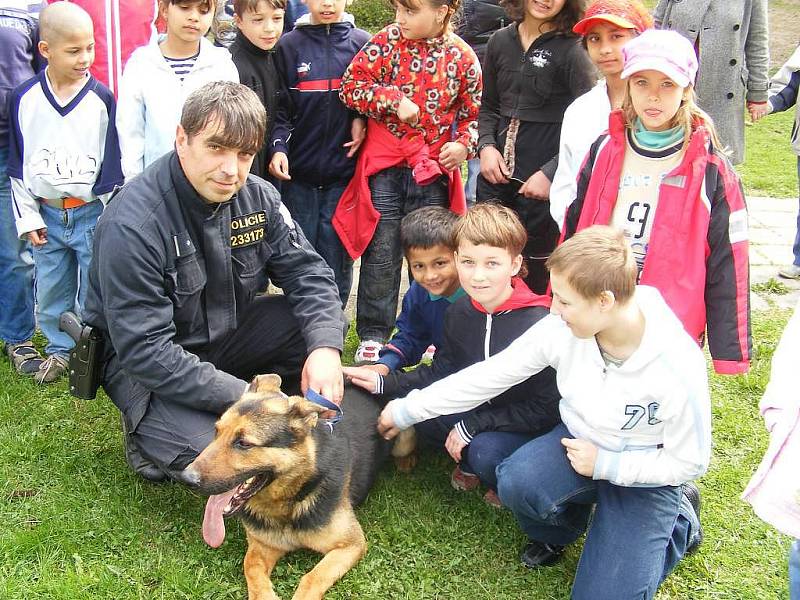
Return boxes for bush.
[350,0,394,32]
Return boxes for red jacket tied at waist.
[333,119,467,259]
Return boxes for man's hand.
[397,96,420,126]
[344,117,367,158]
[747,100,770,122]
[439,141,468,172]
[561,437,598,477]
[26,228,47,247]
[445,427,468,462]
[268,151,291,181]
[301,347,343,404]
[518,170,551,200]
[342,365,382,394]
[479,145,510,184]
[377,401,402,440]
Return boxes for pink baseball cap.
[620,29,698,88]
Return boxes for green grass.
[0,311,794,599]
[742,110,798,198]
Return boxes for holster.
[59,311,104,400]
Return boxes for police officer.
[83,82,347,482]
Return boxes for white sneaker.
[421,344,436,362]
[354,339,383,363]
[778,264,800,279]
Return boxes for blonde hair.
[454,203,528,278]
[623,83,725,153]
[546,226,636,302]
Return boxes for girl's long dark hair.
[499,0,585,35]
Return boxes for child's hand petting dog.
[377,402,401,440]
[445,427,468,462]
[342,365,382,394]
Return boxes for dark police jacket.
[83,153,346,430]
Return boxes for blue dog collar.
[305,389,342,431]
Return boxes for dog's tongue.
[202,490,236,548]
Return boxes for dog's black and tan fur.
[185,374,415,600]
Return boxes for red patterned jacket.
[339,23,482,153]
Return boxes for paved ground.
[344,195,800,320]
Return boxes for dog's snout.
[180,465,202,487]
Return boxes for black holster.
[59,311,104,400]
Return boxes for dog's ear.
[286,397,326,432]
[248,373,283,393]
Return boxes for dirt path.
[768,0,799,67]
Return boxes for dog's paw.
[393,451,418,473]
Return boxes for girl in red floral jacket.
[336,0,481,363]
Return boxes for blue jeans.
[281,180,352,306]
[793,158,800,266]
[464,157,479,204]
[33,201,103,357]
[415,411,535,491]
[357,167,448,342]
[0,146,36,345]
[497,423,699,600]
[791,539,800,600]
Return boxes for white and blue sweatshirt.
[389,285,712,487]
[8,70,123,237]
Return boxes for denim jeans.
[464,157,479,204]
[33,201,103,357]
[0,145,36,345]
[357,167,448,342]
[281,180,352,306]
[497,423,699,600]
[793,158,800,266]
[791,539,800,600]
[415,411,534,491]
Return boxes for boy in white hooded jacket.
[378,225,709,600]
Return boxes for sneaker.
[5,341,45,375]
[450,465,480,491]
[483,489,502,508]
[682,481,703,554]
[354,339,383,363]
[778,264,800,279]
[520,540,565,568]
[34,354,69,384]
[421,344,436,362]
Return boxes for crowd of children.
[3,0,800,596]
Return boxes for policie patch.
[230,210,266,248]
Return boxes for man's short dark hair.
[180,81,266,155]
[400,207,460,255]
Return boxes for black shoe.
[120,415,167,483]
[681,482,703,554]
[520,540,565,568]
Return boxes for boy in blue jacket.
[268,0,369,306]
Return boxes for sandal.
[5,342,45,375]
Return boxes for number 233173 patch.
[230,211,266,248]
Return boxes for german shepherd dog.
[184,374,415,600]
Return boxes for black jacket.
[229,31,280,179]
[381,284,560,439]
[455,0,509,64]
[84,153,346,429]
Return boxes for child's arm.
[92,89,125,202]
[477,34,511,184]
[450,46,482,157]
[377,289,438,372]
[766,48,800,115]
[116,56,146,179]
[268,42,295,181]
[6,93,44,241]
[704,163,751,374]
[592,356,712,486]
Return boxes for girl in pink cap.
[561,28,752,377]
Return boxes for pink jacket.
[742,299,800,538]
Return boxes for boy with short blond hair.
[8,1,123,384]
[346,204,560,504]
[379,225,709,597]
[229,0,286,178]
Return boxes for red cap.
[573,0,654,36]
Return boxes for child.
[116,0,238,179]
[751,44,800,280]
[268,0,370,307]
[476,0,595,294]
[742,299,800,600]
[1,0,45,376]
[229,0,286,179]
[562,29,751,375]
[359,206,464,370]
[346,204,560,504]
[549,0,652,229]
[379,226,707,598]
[336,0,481,362]
[8,1,123,384]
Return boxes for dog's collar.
[304,389,342,432]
